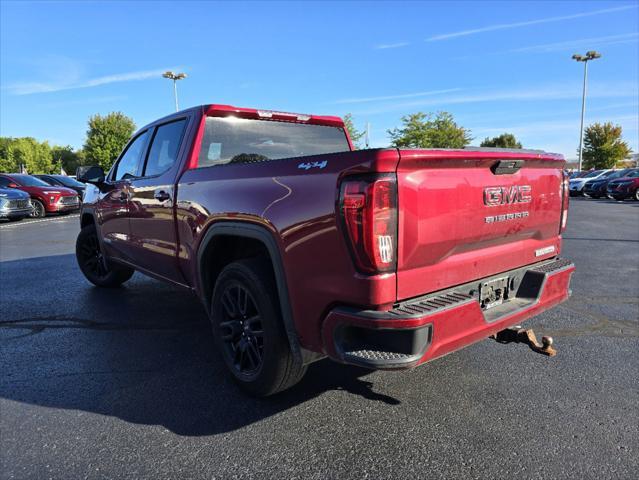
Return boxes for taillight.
[339,175,398,274]
[560,171,569,232]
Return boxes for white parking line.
[0,214,80,229]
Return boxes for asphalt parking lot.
[1,199,638,479]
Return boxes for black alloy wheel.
[218,283,265,375]
[75,224,134,287]
[78,230,108,278]
[210,258,307,396]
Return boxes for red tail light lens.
[339,175,398,274]
[560,171,569,232]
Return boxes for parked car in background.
[569,169,610,196]
[606,169,639,201]
[568,171,588,179]
[0,174,80,218]
[583,168,637,198]
[34,174,86,199]
[0,187,32,221]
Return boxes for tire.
[634,190,639,201]
[30,199,46,218]
[76,224,134,287]
[210,258,307,396]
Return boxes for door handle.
[154,190,171,202]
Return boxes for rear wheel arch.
[197,221,302,363]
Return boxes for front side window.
[144,119,187,177]
[197,117,350,168]
[113,131,150,181]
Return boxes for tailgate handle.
[491,160,524,175]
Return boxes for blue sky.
[1,0,637,159]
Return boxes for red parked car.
[75,104,574,396]
[0,174,80,217]
[606,169,639,201]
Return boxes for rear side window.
[113,130,150,181]
[144,119,187,177]
[197,117,350,168]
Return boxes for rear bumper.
[322,258,574,369]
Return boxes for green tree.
[52,145,83,174]
[0,137,14,173]
[582,122,632,169]
[83,112,136,171]
[480,133,522,149]
[0,137,53,173]
[343,113,365,148]
[388,112,472,148]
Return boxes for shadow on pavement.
[0,254,399,437]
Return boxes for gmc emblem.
[484,185,532,206]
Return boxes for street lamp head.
[586,51,602,59]
[162,71,187,81]
[572,54,584,61]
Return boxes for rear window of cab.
[197,117,350,168]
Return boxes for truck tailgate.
[396,149,565,301]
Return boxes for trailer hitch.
[491,326,557,357]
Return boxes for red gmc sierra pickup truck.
[76,104,574,396]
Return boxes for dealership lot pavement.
[1,199,638,479]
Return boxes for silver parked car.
[0,187,32,221]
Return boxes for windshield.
[598,170,616,179]
[9,175,51,187]
[582,170,603,178]
[607,169,631,179]
[623,170,639,178]
[197,117,351,167]
[53,175,85,187]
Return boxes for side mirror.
[77,165,105,185]
[7,183,18,188]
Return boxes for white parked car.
[569,169,611,196]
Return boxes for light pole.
[162,71,187,112]
[572,51,601,171]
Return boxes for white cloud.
[350,82,639,115]
[425,5,637,42]
[508,32,639,53]
[5,67,182,95]
[331,88,463,105]
[374,42,410,50]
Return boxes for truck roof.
[204,104,345,128]
[142,104,345,132]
